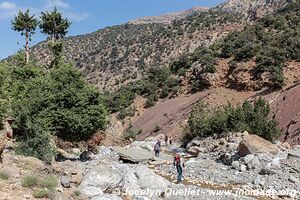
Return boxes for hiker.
[164,134,168,146]
[154,141,161,157]
[169,136,173,145]
[173,153,184,183]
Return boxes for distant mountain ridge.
[128,7,209,25]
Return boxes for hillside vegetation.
[0,55,107,162]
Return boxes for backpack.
[174,155,181,166]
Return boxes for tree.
[39,8,71,67]
[39,7,71,43]
[11,10,38,65]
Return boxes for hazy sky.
[0,0,225,59]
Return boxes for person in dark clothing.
[164,135,168,146]
[173,153,184,183]
[169,136,173,145]
[154,141,161,157]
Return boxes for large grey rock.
[128,141,156,152]
[186,146,206,156]
[260,158,281,175]
[134,165,170,191]
[91,194,122,200]
[239,134,278,157]
[112,147,154,163]
[79,164,125,197]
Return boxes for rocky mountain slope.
[128,7,209,25]
[30,0,293,91]
[28,0,299,145]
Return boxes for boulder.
[79,164,125,197]
[260,158,281,175]
[111,147,153,163]
[186,146,206,156]
[199,73,219,86]
[134,165,170,192]
[60,176,70,188]
[239,134,278,157]
[128,141,156,152]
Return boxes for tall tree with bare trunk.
[11,10,38,65]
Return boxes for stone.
[288,149,300,159]
[260,158,281,175]
[56,148,77,161]
[248,156,261,170]
[239,134,278,157]
[71,172,83,185]
[60,176,70,188]
[79,164,125,197]
[91,194,123,200]
[111,147,153,163]
[232,161,240,170]
[240,164,247,172]
[134,165,170,192]
[186,146,206,156]
[128,141,156,152]
[243,154,254,165]
[79,150,94,162]
[199,73,219,86]
[288,175,299,183]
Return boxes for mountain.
[30,0,294,91]
[27,0,299,144]
[128,7,209,25]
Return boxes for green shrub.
[144,95,157,108]
[154,125,161,132]
[22,175,39,188]
[124,129,137,140]
[39,175,58,190]
[12,64,107,143]
[0,172,9,180]
[184,98,280,143]
[33,189,49,198]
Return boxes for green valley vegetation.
[0,8,107,163]
[184,98,280,143]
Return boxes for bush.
[33,189,49,198]
[0,172,9,180]
[154,125,161,132]
[144,95,157,108]
[124,129,137,140]
[12,64,107,143]
[22,175,39,188]
[184,98,280,143]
